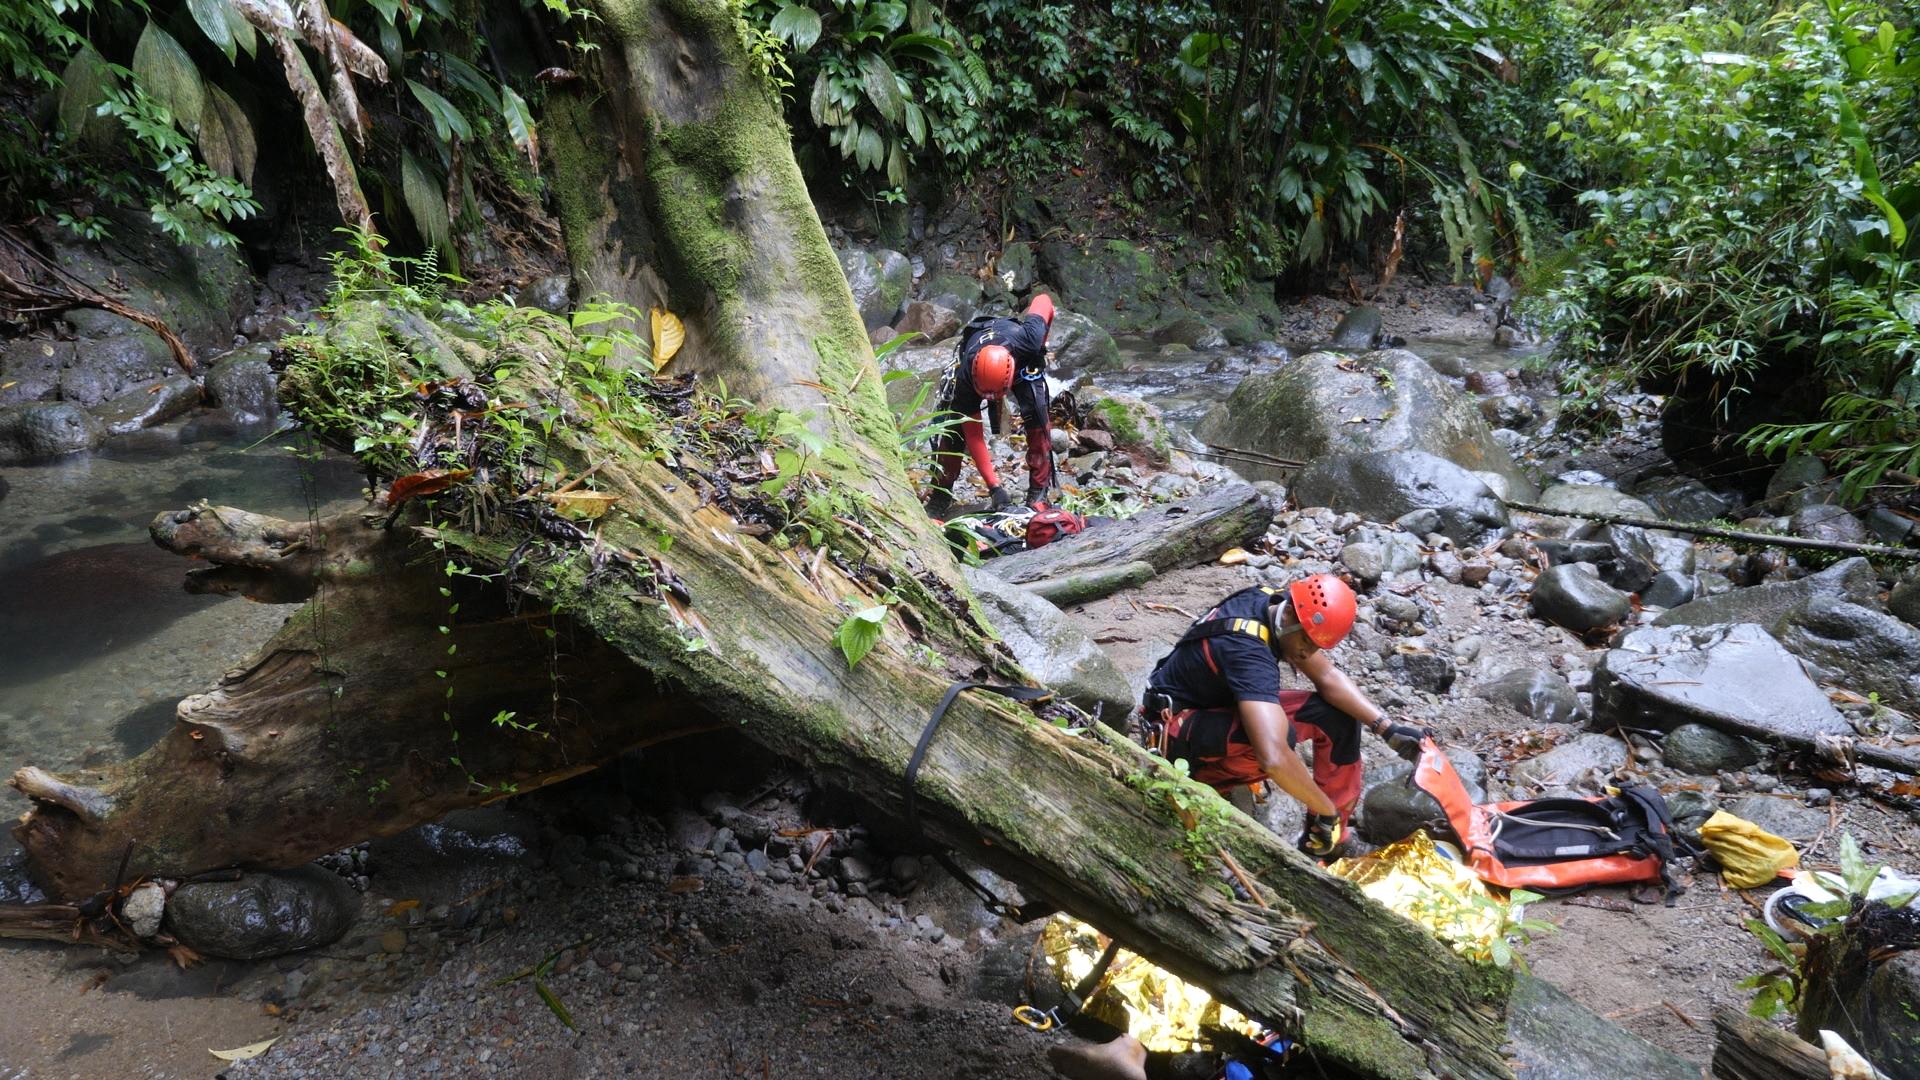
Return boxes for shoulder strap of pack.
[1176,588,1283,649]
[1612,785,1687,905]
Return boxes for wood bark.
[7,5,1519,1077]
[1504,498,1920,564]
[1710,1008,1827,1080]
[986,482,1273,589]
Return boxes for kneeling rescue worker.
[1143,574,1429,858]
[922,293,1057,517]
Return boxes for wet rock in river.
[1038,238,1169,332]
[1530,564,1630,632]
[1151,317,1226,350]
[1328,305,1385,349]
[1475,669,1579,725]
[1047,310,1122,379]
[1595,524,1694,595]
[1660,723,1760,774]
[1633,475,1737,523]
[1293,450,1511,546]
[1478,393,1536,431]
[90,375,200,436]
[203,346,280,421]
[0,401,105,462]
[1194,348,1535,496]
[894,300,960,344]
[166,866,357,960]
[57,322,178,406]
[962,567,1134,722]
[1891,575,1920,627]
[1655,557,1878,629]
[1772,595,1920,714]
[1593,623,1852,740]
[917,269,983,324]
[1764,453,1832,512]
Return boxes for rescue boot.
[923,488,953,519]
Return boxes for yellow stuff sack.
[1697,810,1799,888]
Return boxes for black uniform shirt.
[951,313,1049,407]
[1146,588,1284,709]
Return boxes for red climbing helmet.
[1287,573,1357,650]
[972,344,1015,399]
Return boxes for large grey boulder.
[1328,305,1385,349]
[1633,476,1736,523]
[1655,557,1878,628]
[1036,238,1169,332]
[1724,795,1827,844]
[962,567,1134,722]
[1475,669,1580,724]
[1151,317,1226,350]
[894,300,960,344]
[1764,453,1831,512]
[90,375,200,435]
[1194,348,1535,496]
[1530,564,1631,632]
[203,346,279,421]
[1592,623,1852,741]
[0,338,72,404]
[1789,503,1868,544]
[57,320,178,405]
[837,246,912,332]
[1292,450,1511,546]
[1772,595,1920,714]
[1048,310,1122,380]
[919,269,983,323]
[166,866,358,960]
[0,401,106,462]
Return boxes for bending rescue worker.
[1143,575,1429,858]
[923,293,1058,516]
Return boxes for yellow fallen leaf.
[650,307,684,370]
[210,1038,279,1062]
[1218,547,1249,565]
[385,899,421,917]
[545,490,620,520]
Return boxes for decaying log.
[987,482,1273,593]
[1796,899,1920,1076]
[6,4,1524,1075]
[1504,497,1920,564]
[1027,560,1157,606]
[1710,1008,1827,1080]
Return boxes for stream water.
[0,423,362,818]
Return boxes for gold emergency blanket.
[1038,918,1258,1052]
[1327,830,1515,964]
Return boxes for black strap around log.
[906,680,1058,923]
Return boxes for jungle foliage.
[1544,0,1920,501]
[2,0,550,256]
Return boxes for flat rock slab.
[963,567,1135,721]
[1593,623,1850,741]
[1508,973,1702,1080]
[1654,557,1877,629]
[984,482,1270,588]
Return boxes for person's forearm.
[1318,668,1385,734]
[1264,749,1337,816]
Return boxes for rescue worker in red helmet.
[923,293,1058,517]
[1142,574,1429,858]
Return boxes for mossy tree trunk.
[9,4,1519,1076]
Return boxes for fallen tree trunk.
[1710,1008,1826,1080]
[986,482,1273,593]
[1027,559,1157,606]
[6,4,1516,1075]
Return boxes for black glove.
[988,484,1013,510]
[1298,813,1343,858]
[1379,721,1431,762]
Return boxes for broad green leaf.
[888,31,951,62]
[199,84,256,183]
[401,148,451,255]
[186,0,236,61]
[439,54,500,110]
[501,86,538,168]
[1863,191,1908,248]
[133,21,207,135]
[809,70,836,126]
[856,125,884,171]
[868,1,907,33]
[1839,834,1880,898]
[407,79,472,143]
[57,46,114,141]
[886,139,906,186]
[858,52,903,123]
[902,99,926,145]
[1342,40,1374,72]
[770,4,822,52]
[832,606,889,668]
[224,2,256,57]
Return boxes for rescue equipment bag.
[1408,737,1690,903]
[1025,508,1087,549]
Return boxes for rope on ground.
[1500,498,1920,564]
